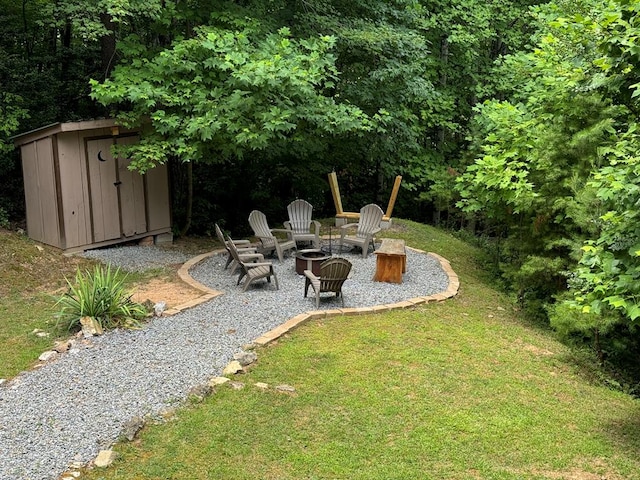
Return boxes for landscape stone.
[208,376,230,387]
[222,360,243,375]
[121,416,145,441]
[255,382,269,390]
[229,381,245,390]
[38,351,58,362]
[80,316,103,337]
[154,301,166,316]
[94,449,118,468]
[233,351,258,366]
[54,341,71,353]
[275,384,296,394]
[188,384,212,401]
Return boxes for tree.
[91,21,372,172]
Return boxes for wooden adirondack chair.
[304,257,352,308]
[214,223,260,271]
[248,210,297,263]
[284,199,321,249]
[339,204,384,258]
[226,234,279,291]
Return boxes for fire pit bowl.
[295,249,331,276]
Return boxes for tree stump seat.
[373,239,406,284]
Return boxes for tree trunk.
[179,161,193,237]
[100,13,116,79]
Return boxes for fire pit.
[295,249,331,276]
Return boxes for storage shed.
[13,119,172,253]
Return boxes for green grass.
[75,220,640,480]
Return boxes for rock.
[121,416,145,442]
[229,381,245,390]
[276,384,296,394]
[188,384,212,401]
[242,343,256,350]
[94,449,118,468]
[35,331,50,338]
[255,382,269,390]
[0,379,6,386]
[54,340,71,353]
[38,351,58,362]
[222,360,243,376]
[233,351,258,367]
[208,376,230,387]
[80,316,103,337]
[154,301,166,316]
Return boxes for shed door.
[116,136,146,236]
[87,139,120,242]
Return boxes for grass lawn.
[2,222,640,479]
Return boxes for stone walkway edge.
[169,245,460,346]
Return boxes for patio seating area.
[190,236,450,310]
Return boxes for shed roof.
[12,119,119,146]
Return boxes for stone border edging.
[164,250,226,316]
[172,246,460,346]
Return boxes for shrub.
[55,265,149,331]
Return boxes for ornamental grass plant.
[55,264,149,331]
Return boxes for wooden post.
[384,175,402,219]
[328,171,344,215]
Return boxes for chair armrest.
[245,262,275,268]
[236,246,258,253]
[231,239,251,246]
[311,220,321,234]
[340,222,359,231]
[271,228,294,240]
[303,270,318,281]
[340,223,359,238]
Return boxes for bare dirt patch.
[130,277,205,309]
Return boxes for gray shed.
[13,119,172,253]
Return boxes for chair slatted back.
[248,210,276,249]
[356,204,384,239]
[318,258,352,293]
[287,199,313,234]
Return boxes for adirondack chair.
[304,257,352,308]
[214,223,260,271]
[339,204,384,258]
[248,210,297,263]
[226,235,279,291]
[284,199,321,249]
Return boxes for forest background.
[2,0,640,390]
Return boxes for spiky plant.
[55,265,149,331]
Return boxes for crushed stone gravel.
[0,243,450,480]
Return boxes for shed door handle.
[114,181,122,186]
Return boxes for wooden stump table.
[373,238,406,283]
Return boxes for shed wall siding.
[57,131,92,248]
[116,136,147,236]
[21,139,61,247]
[86,138,120,242]
[15,121,172,252]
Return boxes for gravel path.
[0,244,450,479]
